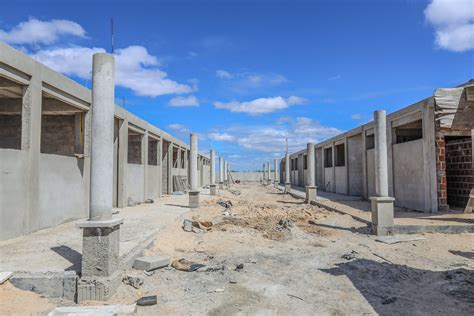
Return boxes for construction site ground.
[1,183,473,315]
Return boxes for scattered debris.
[341,250,358,260]
[112,209,120,215]
[376,235,425,244]
[122,275,144,289]
[127,197,139,207]
[144,198,154,204]
[0,271,13,284]
[217,200,233,209]
[133,255,170,271]
[171,259,206,272]
[208,288,225,293]
[183,219,193,232]
[183,220,213,233]
[144,270,154,277]
[276,219,293,231]
[229,279,237,284]
[235,263,244,271]
[137,295,158,306]
[48,304,137,315]
[229,190,241,196]
[287,293,304,301]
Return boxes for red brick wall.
[445,137,473,208]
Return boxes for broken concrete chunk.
[171,259,206,272]
[137,295,157,306]
[183,219,193,232]
[144,198,154,204]
[0,271,13,284]
[133,255,170,271]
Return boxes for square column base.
[274,181,279,189]
[305,186,317,203]
[267,179,272,185]
[77,271,122,303]
[219,182,224,189]
[189,190,200,208]
[284,182,291,193]
[77,218,124,279]
[210,184,217,196]
[370,196,395,236]
[224,180,229,188]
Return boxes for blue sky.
[1,0,473,170]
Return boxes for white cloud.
[33,45,193,97]
[168,95,200,107]
[214,96,307,115]
[215,69,289,92]
[425,0,474,52]
[168,123,190,134]
[0,17,86,45]
[351,113,363,120]
[208,132,235,142]
[216,69,234,79]
[208,117,341,154]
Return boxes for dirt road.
[1,183,473,315]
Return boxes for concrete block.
[210,184,217,196]
[80,223,121,278]
[305,186,317,203]
[370,196,395,236]
[77,272,122,303]
[133,255,170,271]
[219,182,224,190]
[274,181,279,189]
[189,190,200,208]
[284,183,291,193]
[0,271,13,284]
[10,271,78,301]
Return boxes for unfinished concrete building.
[0,42,210,241]
[281,82,474,213]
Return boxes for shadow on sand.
[321,258,474,315]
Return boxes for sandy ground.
[1,183,473,315]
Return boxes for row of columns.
[280,110,394,235]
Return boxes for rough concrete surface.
[1,183,472,315]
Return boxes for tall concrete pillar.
[219,156,224,189]
[285,154,291,193]
[77,53,123,302]
[370,110,394,236]
[223,161,228,188]
[210,150,217,195]
[262,163,266,185]
[305,143,317,203]
[189,133,200,208]
[273,159,278,188]
[267,161,272,185]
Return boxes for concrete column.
[219,156,224,189]
[117,119,128,207]
[370,110,394,236]
[273,159,278,188]
[285,154,291,193]
[22,74,42,233]
[189,133,199,208]
[306,143,317,203]
[267,161,272,185]
[223,161,228,188]
[77,53,123,302]
[143,131,148,201]
[262,163,266,184]
[210,150,217,195]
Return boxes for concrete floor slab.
[0,190,211,274]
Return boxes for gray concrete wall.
[335,166,347,194]
[366,149,376,198]
[127,163,145,203]
[230,172,262,182]
[347,134,363,196]
[316,147,323,188]
[324,167,334,192]
[0,149,28,240]
[393,139,426,211]
[38,154,88,228]
[146,165,160,199]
